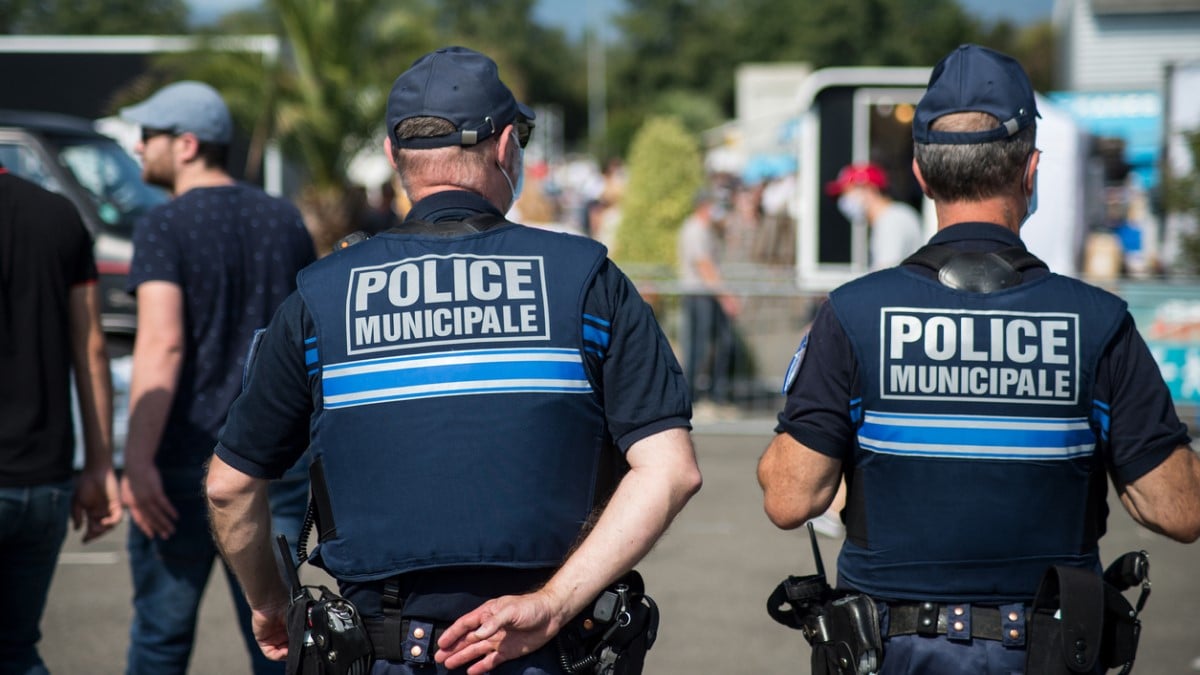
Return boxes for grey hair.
[913,112,1036,202]
[389,117,497,197]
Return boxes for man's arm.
[1117,445,1200,543]
[436,426,702,675]
[120,280,185,539]
[207,455,290,660]
[757,432,843,530]
[67,281,122,542]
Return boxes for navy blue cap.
[387,46,535,149]
[913,44,1039,145]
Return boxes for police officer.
[206,45,701,675]
[757,44,1200,674]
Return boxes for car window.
[0,141,63,193]
[55,136,168,234]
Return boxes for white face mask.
[497,130,524,211]
[838,192,867,222]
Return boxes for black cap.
[913,44,1040,145]
[387,46,535,149]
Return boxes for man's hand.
[120,462,179,539]
[252,602,291,661]
[435,589,567,675]
[71,466,123,542]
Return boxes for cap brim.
[517,101,536,121]
[119,101,159,129]
[825,179,847,196]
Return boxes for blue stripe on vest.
[583,313,611,327]
[305,348,319,365]
[858,411,1095,460]
[322,347,591,408]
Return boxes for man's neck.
[172,165,235,197]
[934,194,1025,235]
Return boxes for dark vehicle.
[0,109,168,336]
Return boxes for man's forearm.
[69,283,114,468]
[124,342,182,467]
[206,455,291,611]
[539,427,701,621]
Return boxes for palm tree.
[157,0,437,255]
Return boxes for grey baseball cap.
[120,81,233,144]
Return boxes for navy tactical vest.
[296,223,609,582]
[828,266,1128,603]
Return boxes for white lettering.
[925,316,957,361]
[891,315,923,358]
[354,271,387,311]
[1042,320,1069,364]
[504,261,536,300]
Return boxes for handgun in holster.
[275,534,374,675]
[555,570,660,675]
[766,523,883,675]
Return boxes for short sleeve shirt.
[127,183,315,466]
[0,171,97,486]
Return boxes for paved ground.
[38,426,1200,674]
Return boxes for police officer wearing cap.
[757,44,1200,674]
[206,46,702,675]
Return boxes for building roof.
[1092,0,1200,14]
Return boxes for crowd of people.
[3,41,1199,675]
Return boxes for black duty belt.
[886,602,1027,643]
[364,616,447,663]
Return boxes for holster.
[555,570,659,675]
[767,576,881,675]
[1025,559,1145,675]
[284,585,374,675]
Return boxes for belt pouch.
[1026,565,1103,674]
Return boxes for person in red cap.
[826,162,923,271]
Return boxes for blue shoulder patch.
[782,333,809,394]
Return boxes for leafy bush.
[612,116,703,269]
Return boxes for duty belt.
[886,602,1028,646]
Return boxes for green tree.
[1168,131,1200,274]
[0,0,188,34]
[134,0,436,255]
[613,116,703,268]
[432,0,590,144]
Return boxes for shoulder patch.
[782,333,809,394]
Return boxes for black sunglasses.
[141,127,176,143]
[514,117,534,148]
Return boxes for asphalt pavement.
[38,426,1200,674]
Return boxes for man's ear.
[384,136,398,171]
[175,132,201,163]
[912,158,932,198]
[1025,149,1041,195]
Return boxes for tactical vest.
[828,266,1128,603]
[296,223,609,581]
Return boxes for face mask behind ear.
[496,130,524,210]
[1021,153,1039,228]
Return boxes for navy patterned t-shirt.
[127,183,315,467]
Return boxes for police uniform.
[776,222,1188,673]
[215,189,691,673]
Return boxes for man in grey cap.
[118,80,316,675]
[759,44,1200,674]
[206,46,701,675]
